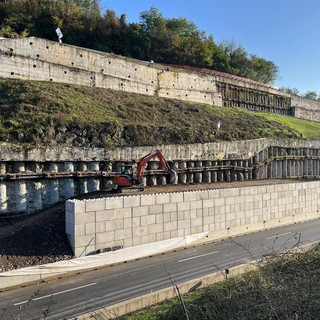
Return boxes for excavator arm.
[135,149,171,182]
[112,149,176,191]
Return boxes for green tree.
[303,91,318,100]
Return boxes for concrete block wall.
[1,37,320,121]
[66,180,320,257]
[0,37,221,105]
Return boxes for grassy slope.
[1,78,320,147]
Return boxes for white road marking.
[178,251,220,263]
[13,282,97,306]
[265,232,292,240]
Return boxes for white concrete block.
[141,234,156,245]
[148,223,164,234]
[115,228,132,241]
[141,215,156,226]
[105,197,124,209]
[133,217,141,227]
[183,191,197,202]
[191,217,203,227]
[133,227,148,237]
[196,190,209,200]
[96,232,115,245]
[178,201,191,211]
[123,238,133,247]
[148,204,163,214]
[164,221,177,232]
[171,212,178,221]
[156,214,164,224]
[124,217,132,229]
[123,196,141,207]
[170,192,184,203]
[178,219,191,229]
[96,209,115,222]
[75,212,95,224]
[200,198,213,210]
[141,194,156,206]
[163,202,177,213]
[85,223,95,235]
[85,199,105,212]
[190,200,202,210]
[155,193,170,204]
[96,222,106,233]
[133,206,149,217]
[114,207,132,219]
[74,234,95,247]
[208,189,220,199]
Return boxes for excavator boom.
[112,149,175,191]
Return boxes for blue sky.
[100,0,320,95]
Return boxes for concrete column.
[203,161,211,183]
[211,161,218,182]
[224,161,231,182]
[15,181,27,211]
[49,162,59,173]
[194,161,202,183]
[79,178,88,194]
[13,162,27,212]
[63,162,75,199]
[0,182,7,213]
[142,176,147,186]
[14,161,25,173]
[179,161,187,185]
[44,162,59,206]
[78,162,88,172]
[64,179,75,199]
[282,159,287,178]
[157,175,167,186]
[28,181,42,211]
[30,162,43,173]
[217,161,224,182]
[286,159,293,178]
[88,178,100,192]
[64,161,74,172]
[147,161,158,186]
[303,159,308,177]
[187,161,194,184]
[171,162,179,185]
[231,160,237,181]
[242,160,249,180]
[147,175,157,186]
[0,162,6,174]
[89,161,100,172]
[277,160,282,178]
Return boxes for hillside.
[1,78,320,148]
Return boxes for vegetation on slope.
[1,78,319,148]
[121,245,320,320]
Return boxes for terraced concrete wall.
[66,181,320,257]
[0,37,221,106]
[1,37,320,121]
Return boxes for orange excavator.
[112,149,176,192]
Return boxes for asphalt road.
[1,219,320,320]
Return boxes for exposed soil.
[0,179,302,273]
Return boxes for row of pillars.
[2,147,320,214]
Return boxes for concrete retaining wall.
[1,37,320,121]
[66,180,320,257]
[3,139,320,214]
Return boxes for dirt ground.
[0,179,302,273]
